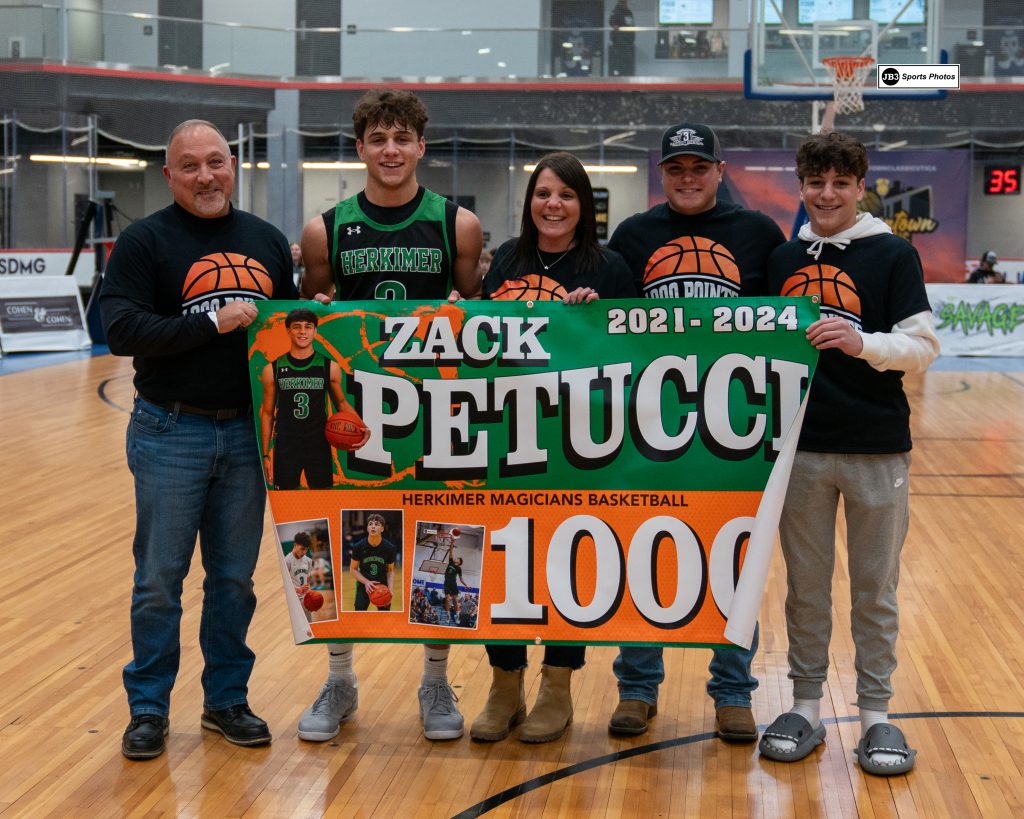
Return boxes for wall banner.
[927,283,1024,356]
[715,149,970,283]
[0,248,96,287]
[248,298,819,649]
[0,275,91,353]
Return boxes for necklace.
[536,246,572,271]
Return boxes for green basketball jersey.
[323,187,458,301]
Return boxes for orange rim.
[822,56,875,79]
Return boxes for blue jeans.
[123,397,266,717]
[486,644,586,671]
[614,623,760,709]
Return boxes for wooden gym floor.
[0,353,1022,818]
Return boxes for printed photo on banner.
[341,509,404,613]
[411,521,485,630]
[276,518,337,624]
[258,306,368,490]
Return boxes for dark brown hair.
[353,88,429,141]
[285,307,318,327]
[795,131,869,181]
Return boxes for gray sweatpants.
[779,450,911,712]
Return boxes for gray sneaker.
[297,679,358,742]
[418,679,464,740]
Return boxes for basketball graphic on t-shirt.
[182,252,274,306]
[643,236,741,298]
[490,273,568,301]
[782,263,862,321]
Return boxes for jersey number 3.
[375,280,407,300]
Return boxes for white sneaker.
[418,679,463,740]
[297,678,358,742]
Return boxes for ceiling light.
[302,161,367,170]
[29,154,147,168]
[523,164,637,174]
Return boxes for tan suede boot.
[470,667,526,741]
[519,665,574,743]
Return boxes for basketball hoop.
[822,56,875,116]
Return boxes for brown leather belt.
[141,396,252,420]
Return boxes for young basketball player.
[605,122,785,742]
[286,531,314,598]
[442,541,463,625]
[758,131,939,775]
[349,514,398,611]
[259,308,367,489]
[297,87,483,743]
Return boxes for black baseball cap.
[659,123,722,164]
[982,250,997,264]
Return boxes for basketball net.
[822,56,874,116]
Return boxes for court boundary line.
[450,710,1024,818]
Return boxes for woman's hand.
[563,287,599,305]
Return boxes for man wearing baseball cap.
[606,122,786,742]
[968,251,1003,283]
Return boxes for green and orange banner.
[248,297,818,648]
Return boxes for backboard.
[745,0,946,102]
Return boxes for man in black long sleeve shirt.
[101,119,296,760]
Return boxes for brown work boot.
[715,705,758,743]
[519,665,574,743]
[470,667,526,741]
[608,699,657,735]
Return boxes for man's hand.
[215,300,258,333]
[806,315,863,356]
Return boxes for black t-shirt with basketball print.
[608,201,785,299]
[101,203,296,408]
[767,233,931,454]
[322,187,459,301]
[482,239,637,300]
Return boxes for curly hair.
[795,131,869,181]
[353,88,429,141]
